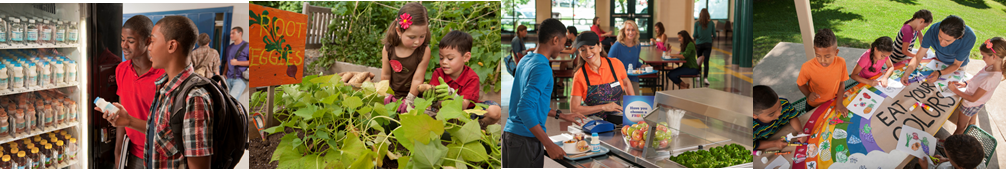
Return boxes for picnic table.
[754,56,968,169]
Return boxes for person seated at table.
[592,17,616,53]
[650,22,668,51]
[947,37,1005,135]
[556,26,578,71]
[797,28,849,113]
[917,134,985,169]
[850,36,896,87]
[901,15,976,84]
[753,85,805,150]
[609,20,644,95]
[664,30,700,89]
[569,31,635,124]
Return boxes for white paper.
[934,71,972,97]
[875,78,906,98]
[764,155,792,169]
[846,90,884,119]
[895,125,937,159]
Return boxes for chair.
[552,70,576,99]
[963,124,997,167]
[638,73,662,93]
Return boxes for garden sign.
[249,4,306,87]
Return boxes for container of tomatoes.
[621,121,673,150]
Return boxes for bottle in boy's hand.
[94,97,119,115]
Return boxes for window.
[694,0,729,20]
[503,0,536,33]
[554,0,595,34]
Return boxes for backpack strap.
[167,75,222,157]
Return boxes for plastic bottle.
[11,63,22,90]
[65,60,75,83]
[51,61,62,85]
[39,62,49,87]
[591,133,600,152]
[0,64,8,90]
[54,20,64,43]
[39,19,50,44]
[24,63,35,88]
[66,22,76,43]
[0,15,7,44]
[25,18,37,44]
[93,97,118,115]
[10,17,23,43]
[66,138,75,161]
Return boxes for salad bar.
[549,89,755,168]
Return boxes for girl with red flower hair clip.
[381,2,432,113]
[947,37,1005,135]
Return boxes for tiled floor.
[501,38,746,167]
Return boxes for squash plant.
[257,74,502,169]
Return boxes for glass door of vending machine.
[0,3,87,169]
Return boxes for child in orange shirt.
[797,28,849,113]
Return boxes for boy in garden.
[753,85,805,150]
[797,28,849,113]
[429,30,502,126]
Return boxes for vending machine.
[0,3,88,169]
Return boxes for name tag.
[610,81,620,88]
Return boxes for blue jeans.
[665,67,700,84]
[226,78,247,99]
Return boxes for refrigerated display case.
[551,88,753,168]
[0,3,88,169]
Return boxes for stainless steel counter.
[546,88,755,168]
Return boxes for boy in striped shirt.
[753,85,805,150]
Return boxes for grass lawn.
[754,0,1006,66]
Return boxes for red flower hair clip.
[399,13,413,30]
[986,39,997,54]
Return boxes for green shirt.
[682,42,699,69]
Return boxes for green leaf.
[321,94,339,104]
[374,133,391,167]
[397,156,411,169]
[459,142,489,162]
[345,96,363,110]
[412,138,449,168]
[436,99,465,120]
[291,137,303,150]
[292,105,319,120]
[447,120,481,144]
[393,127,415,151]
[412,97,433,114]
[263,125,284,134]
[349,151,374,169]
[487,124,502,140]
[399,112,445,144]
[341,132,369,164]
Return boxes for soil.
[249,128,285,169]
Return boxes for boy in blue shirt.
[503,18,584,168]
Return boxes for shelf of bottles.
[0,3,84,169]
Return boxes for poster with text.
[622,95,655,126]
[249,4,306,87]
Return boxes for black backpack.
[168,74,248,169]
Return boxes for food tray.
[554,141,610,161]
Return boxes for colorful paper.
[846,90,884,119]
[621,95,655,126]
[895,125,936,159]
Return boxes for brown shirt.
[386,45,426,99]
[189,46,220,78]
